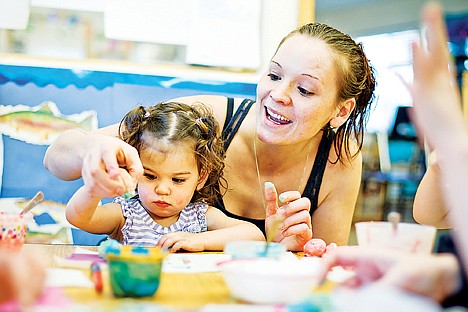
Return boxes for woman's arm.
[44,95,232,194]
[45,125,142,198]
[413,162,451,228]
[312,152,362,246]
[44,125,118,179]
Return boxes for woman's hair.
[276,23,377,164]
[118,101,226,204]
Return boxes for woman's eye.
[267,73,280,81]
[144,173,156,180]
[298,86,313,96]
[173,178,185,184]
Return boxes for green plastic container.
[107,246,166,298]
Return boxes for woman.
[44,22,376,250]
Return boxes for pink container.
[0,211,32,251]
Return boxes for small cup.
[0,211,32,251]
[224,240,287,259]
[107,245,166,298]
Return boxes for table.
[22,244,234,310]
[22,244,334,311]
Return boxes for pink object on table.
[303,238,327,257]
[0,287,73,311]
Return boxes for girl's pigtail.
[119,105,148,145]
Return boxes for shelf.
[0,53,261,85]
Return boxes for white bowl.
[218,257,323,304]
[355,221,437,254]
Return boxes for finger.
[281,218,311,238]
[113,149,143,192]
[264,181,279,217]
[83,153,126,197]
[277,197,311,218]
[120,145,144,181]
[100,145,123,179]
[170,242,182,253]
[118,168,137,195]
[422,2,448,60]
[278,191,301,205]
[159,236,176,250]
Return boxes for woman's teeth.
[266,107,292,125]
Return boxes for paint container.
[0,210,32,251]
[107,245,167,297]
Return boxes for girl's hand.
[264,182,312,251]
[158,232,205,252]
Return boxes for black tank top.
[214,98,334,235]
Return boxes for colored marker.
[91,261,103,294]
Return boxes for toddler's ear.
[196,169,210,190]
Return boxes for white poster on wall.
[185,0,261,70]
[104,0,191,45]
[0,0,30,30]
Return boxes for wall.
[0,64,256,204]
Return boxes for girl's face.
[136,141,203,223]
[256,34,342,145]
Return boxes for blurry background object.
[0,0,30,30]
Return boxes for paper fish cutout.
[0,101,97,145]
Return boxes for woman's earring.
[323,124,338,133]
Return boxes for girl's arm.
[66,186,125,239]
[158,206,265,252]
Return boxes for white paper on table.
[45,268,93,288]
[162,252,297,273]
[74,247,99,255]
[162,253,231,273]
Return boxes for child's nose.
[154,182,171,195]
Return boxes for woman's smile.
[265,106,292,125]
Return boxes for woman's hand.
[81,134,143,198]
[264,182,312,251]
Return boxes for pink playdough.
[303,238,327,257]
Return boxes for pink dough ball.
[303,238,327,257]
